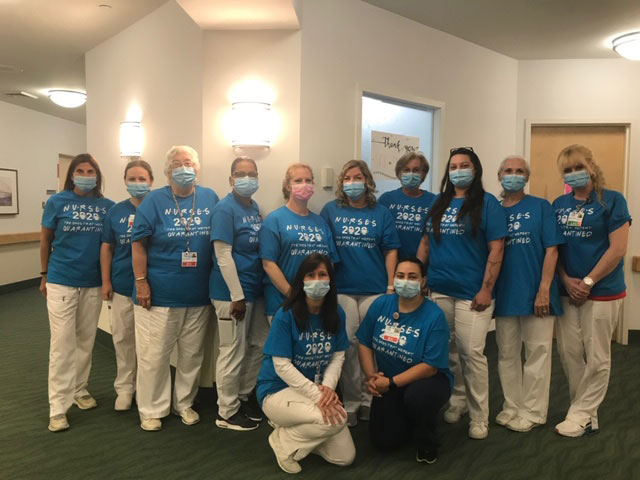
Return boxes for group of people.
[40,143,630,473]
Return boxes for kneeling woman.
[257,254,355,474]
[357,258,452,464]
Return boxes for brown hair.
[231,156,257,175]
[63,153,104,197]
[394,152,430,180]
[336,159,377,208]
[282,163,314,200]
[124,159,154,180]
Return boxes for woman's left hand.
[318,403,347,426]
[471,288,492,312]
[534,289,550,317]
[373,373,390,394]
[317,385,340,407]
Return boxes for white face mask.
[303,280,330,299]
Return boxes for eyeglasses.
[450,147,474,154]
[170,160,195,169]
[232,171,258,178]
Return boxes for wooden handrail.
[0,232,40,246]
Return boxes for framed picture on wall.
[0,168,19,215]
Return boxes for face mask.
[73,175,97,193]
[303,280,331,300]
[564,170,590,189]
[449,169,474,188]
[172,166,196,187]
[393,279,422,299]
[234,177,259,197]
[501,174,527,192]
[127,182,150,199]
[343,181,366,199]
[401,172,422,189]
[291,183,314,201]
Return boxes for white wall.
[298,0,519,212]
[517,58,640,330]
[200,29,301,213]
[0,101,85,285]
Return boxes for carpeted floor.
[1,286,639,480]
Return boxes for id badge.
[182,251,197,268]
[314,371,323,385]
[567,210,584,227]
[382,325,401,344]
[127,214,135,229]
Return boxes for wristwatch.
[388,376,397,391]
[582,276,595,288]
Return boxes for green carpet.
[1,287,639,480]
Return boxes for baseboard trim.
[0,277,40,295]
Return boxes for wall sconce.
[120,121,143,158]
[230,101,273,148]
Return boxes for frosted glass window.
[361,93,434,196]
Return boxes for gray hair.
[394,151,430,180]
[497,155,530,180]
[164,145,201,177]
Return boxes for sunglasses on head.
[450,147,474,154]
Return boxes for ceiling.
[363,0,640,60]
[177,0,299,30]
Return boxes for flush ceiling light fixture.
[47,90,87,108]
[612,32,640,60]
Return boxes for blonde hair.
[282,163,314,200]
[557,144,606,204]
[336,159,377,208]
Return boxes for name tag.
[382,325,401,344]
[567,210,584,227]
[128,214,135,229]
[182,251,197,268]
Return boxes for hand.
[136,280,152,310]
[569,296,587,307]
[102,282,113,301]
[563,277,589,302]
[317,402,347,426]
[471,288,492,312]
[39,276,47,299]
[317,385,341,407]
[230,299,246,321]
[534,288,550,317]
[365,375,382,397]
[373,371,391,395]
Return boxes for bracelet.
[388,376,397,391]
[135,275,147,281]
[387,285,394,290]
[40,271,47,276]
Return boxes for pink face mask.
[291,183,314,201]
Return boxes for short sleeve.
[421,309,450,370]
[262,308,294,359]
[483,194,508,242]
[606,191,632,233]
[259,214,281,262]
[131,197,155,242]
[378,191,391,209]
[379,206,401,250]
[41,197,58,229]
[101,206,116,244]
[541,199,565,248]
[335,307,350,351]
[356,296,383,348]
[211,203,234,244]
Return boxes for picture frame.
[0,168,19,215]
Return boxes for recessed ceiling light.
[612,32,640,61]
[48,90,87,108]
[99,4,112,8]
[0,64,23,74]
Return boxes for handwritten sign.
[371,130,420,178]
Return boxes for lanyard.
[171,188,196,252]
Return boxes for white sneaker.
[443,405,468,424]
[48,414,69,432]
[555,418,598,437]
[74,394,97,410]
[506,416,542,432]
[172,407,200,425]
[114,395,133,411]
[468,421,489,440]
[268,430,302,474]
[495,410,517,426]
[140,417,162,431]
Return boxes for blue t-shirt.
[553,189,631,297]
[495,195,565,317]
[424,192,508,300]
[209,193,264,302]
[320,200,401,295]
[102,199,137,297]
[256,305,350,405]
[378,188,436,260]
[356,294,453,390]
[259,206,339,315]
[131,185,219,307]
[41,190,115,288]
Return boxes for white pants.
[46,283,102,416]
[556,297,622,425]
[263,388,355,465]
[134,304,211,419]
[108,292,136,398]
[431,292,494,423]
[337,294,380,413]
[495,315,555,423]
[213,298,270,419]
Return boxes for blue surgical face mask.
[343,181,366,199]
[172,166,196,187]
[127,182,150,199]
[400,172,422,189]
[234,177,259,198]
[303,280,331,300]
[564,170,590,189]
[73,175,97,193]
[501,174,527,192]
[393,278,422,299]
[449,168,474,188]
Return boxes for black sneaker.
[416,447,438,464]
[215,411,259,431]
[240,396,264,422]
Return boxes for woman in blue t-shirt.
[356,258,452,464]
[417,147,507,440]
[100,159,154,412]
[40,153,115,432]
[494,156,564,433]
[552,145,631,438]
[378,152,436,260]
[257,254,355,474]
[320,159,400,427]
[210,156,269,432]
[131,145,218,432]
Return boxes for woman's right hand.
[39,276,47,299]
[230,299,247,321]
[563,276,588,304]
[317,385,340,407]
[317,402,347,426]
[102,281,113,301]
[136,280,152,309]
